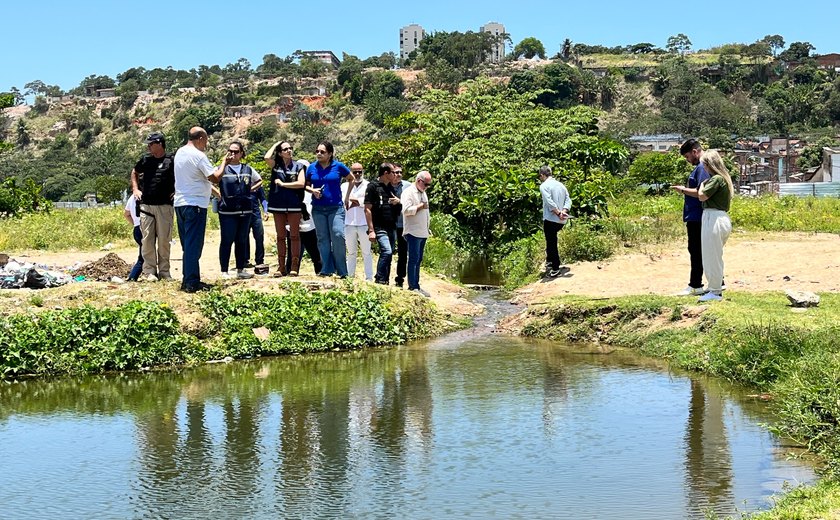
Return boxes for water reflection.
[0,339,814,519]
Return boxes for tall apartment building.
[480,21,506,63]
[399,24,425,62]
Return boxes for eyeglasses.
[394,171,403,175]
[228,149,241,154]
[281,147,293,152]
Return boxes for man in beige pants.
[131,132,175,281]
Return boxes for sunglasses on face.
[420,179,432,187]
[281,147,293,152]
[228,149,241,154]
[315,149,327,154]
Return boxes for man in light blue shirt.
[539,165,572,277]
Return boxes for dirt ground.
[4,230,838,317]
[1,233,484,319]
[513,231,840,305]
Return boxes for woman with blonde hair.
[696,150,734,302]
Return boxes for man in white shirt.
[173,127,227,293]
[538,165,572,278]
[343,163,373,280]
[400,170,432,296]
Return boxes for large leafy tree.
[346,79,627,246]
[513,37,546,60]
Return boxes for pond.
[0,327,814,519]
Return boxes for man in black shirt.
[130,132,175,282]
[364,163,400,284]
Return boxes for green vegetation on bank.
[0,284,459,379]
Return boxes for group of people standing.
[126,128,432,294]
[673,138,734,302]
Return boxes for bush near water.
[0,284,452,378]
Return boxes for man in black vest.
[364,163,400,284]
[131,132,175,282]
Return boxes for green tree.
[666,33,692,55]
[513,37,546,60]
[761,34,785,57]
[627,150,692,193]
[15,120,30,148]
[353,78,628,246]
[779,41,815,62]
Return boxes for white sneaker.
[698,292,723,302]
[221,272,235,280]
[141,273,158,282]
[676,286,706,296]
[236,269,254,280]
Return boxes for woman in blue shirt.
[306,141,355,277]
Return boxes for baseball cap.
[144,132,165,144]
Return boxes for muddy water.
[0,304,814,519]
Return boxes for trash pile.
[71,253,131,282]
[0,254,74,289]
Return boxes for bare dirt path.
[3,232,483,318]
[513,231,840,305]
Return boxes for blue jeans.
[176,205,207,289]
[374,228,396,284]
[405,234,427,290]
[128,225,143,281]
[312,205,347,277]
[219,214,251,272]
[250,211,265,265]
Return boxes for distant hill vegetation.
[0,32,838,206]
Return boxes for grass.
[520,292,840,518]
[0,206,221,251]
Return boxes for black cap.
[144,132,165,145]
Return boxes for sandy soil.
[2,232,483,319]
[513,231,840,305]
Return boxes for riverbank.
[503,274,840,516]
[0,240,482,378]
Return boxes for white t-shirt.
[341,179,369,227]
[125,195,140,227]
[174,144,217,208]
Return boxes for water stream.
[0,294,814,519]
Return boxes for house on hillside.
[300,51,341,70]
[816,53,840,72]
[628,134,682,152]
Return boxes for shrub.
[0,301,203,377]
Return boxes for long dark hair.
[273,141,293,170]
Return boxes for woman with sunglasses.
[305,141,355,277]
[266,141,306,276]
[217,141,260,279]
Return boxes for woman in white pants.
[343,164,374,280]
[697,150,734,302]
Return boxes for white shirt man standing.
[538,165,572,278]
[173,126,227,293]
[343,163,373,280]
[401,170,432,296]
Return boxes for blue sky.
[1,0,834,94]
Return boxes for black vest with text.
[218,164,254,215]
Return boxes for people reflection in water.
[684,378,734,515]
[540,347,569,436]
